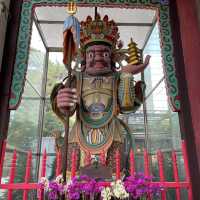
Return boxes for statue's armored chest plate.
[82,76,113,113]
[79,74,118,129]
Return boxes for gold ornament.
[128,38,142,65]
[67,0,77,15]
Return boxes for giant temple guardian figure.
[50,9,150,176]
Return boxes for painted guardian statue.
[51,14,150,173]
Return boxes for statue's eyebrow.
[87,49,110,53]
[86,49,95,53]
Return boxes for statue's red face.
[85,44,112,75]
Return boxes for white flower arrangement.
[101,187,112,200]
[111,180,129,199]
[39,177,49,189]
[101,180,129,200]
[55,174,64,184]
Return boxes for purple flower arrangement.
[38,173,162,200]
[123,173,162,199]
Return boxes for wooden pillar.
[0,0,11,72]
[0,0,23,158]
[195,0,200,27]
[170,0,200,199]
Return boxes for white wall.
[0,0,10,72]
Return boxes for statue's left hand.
[121,55,151,75]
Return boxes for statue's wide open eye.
[103,52,109,58]
[88,52,94,59]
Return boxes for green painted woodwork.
[9,0,180,111]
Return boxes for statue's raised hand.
[56,88,78,112]
[121,55,151,74]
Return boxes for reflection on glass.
[119,26,151,48]
[40,138,56,179]
[143,22,182,153]
[43,100,64,137]
[7,99,40,152]
[2,152,38,199]
[143,23,163,96]
[23,80,41,98]
[26,23,46,95]
[145,80,181,152]
[39,152,56,180]
[128,108,145,135]
[146,80,168,111]
[46,52,67,97]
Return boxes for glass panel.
[2,98,41,198]
[36,6,156,48]
[119,26,152,49]
[0,190,7,199]
[26,23,46,95]
[135,154,144,173]
[7,99,40,152]
[150,154,159,181]
[98,7,156,23]
[181,189,188,200]
[146,80,168,111]
[148,134,173,152]
[177,153,186,181]
[36,6,155,23]
[142,22,184,192]
[23,80,40,98]
[2,152,38,198]
[143,23,163,96]
[35,6,95,22]
[145,80,181,152]
[42,99,76,136]
[46,52,67,97]
[40,138,56,179]
[42,100,64,137]
[3,20,46,199]
[150,152,175,184]
[40,24,63,48]
[128,108,145,152]
[3,100,39,173]
[40,24,151,48]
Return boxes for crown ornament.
[80,14,120,49]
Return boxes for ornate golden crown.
[80,14,120,49]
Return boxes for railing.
[0,140,193,200]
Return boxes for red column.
[170,0,200,199]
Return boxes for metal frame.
[35,51,49,181]
[37,20,153,26]
[142,15,158,50]
[31,5,176,153]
